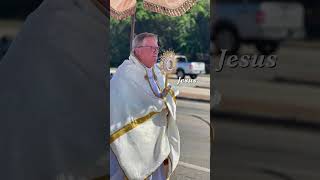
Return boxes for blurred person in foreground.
[0,0,107,179]
[110,32,180,179]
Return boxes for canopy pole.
[130,12,136,51]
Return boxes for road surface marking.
[191,114,210,126]
[179,161,210,173]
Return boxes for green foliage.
[110,0,210,66]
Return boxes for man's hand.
[161,85,172,98]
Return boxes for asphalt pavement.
[213,119,320,180]
[211,44,320,180]
[172,99,210,180]
[173,43,320,180]
[213,44,320,126]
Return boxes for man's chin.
[152,57,157,60]
[151,58,157,64]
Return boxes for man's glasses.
[136,46,160,53]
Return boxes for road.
[172,99,210,180]
[173,97,320,180]
[213,118,320,180]
[212,43,320,125]
[212,44,320,179]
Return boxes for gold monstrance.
[159,50,176,88]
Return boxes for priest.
[110,32,180,180]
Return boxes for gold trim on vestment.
[111,60,176,179]
[110,111,160,144]
[146,72,162,98]
[143,0,197,17]
[146,76,160,97]
[164,74,168,89]
[152,67,158,81]
[110,66,175,145]
[110,109,176,179]
[145,67,164,98]
[150,67,177,103]
[152,67,162,90]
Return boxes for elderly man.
[0,0,107,179]
[110,32,180,180]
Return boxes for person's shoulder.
[113,59,142,81]
[116,58,134,70]
[116,59,130,69]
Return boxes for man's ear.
[133,48,138,56]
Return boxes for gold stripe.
[146,68,163,98]
[110,111,160,144]
[164,73,168,88]
[163,74,177,103]
[110,110,167,179]
[168,89,176,103]
[147,77,159,97]
[146,74,161,98]
[152,67,158,81]
[152,67,162,91]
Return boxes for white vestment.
[110,54,180,180]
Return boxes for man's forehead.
[142,37,158,46]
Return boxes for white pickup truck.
[212,0,305,54]
[175,55,206,79]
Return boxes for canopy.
[110,0,197,20]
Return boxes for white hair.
[132,32,158,50]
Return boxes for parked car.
[175,55,205,79]
[212,0,305,54]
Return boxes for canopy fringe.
[143,0,197,17]
[110,6,136,20]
